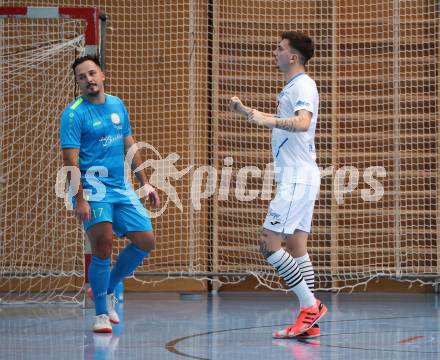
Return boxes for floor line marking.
[399,336,425,344]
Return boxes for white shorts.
[263,182,319,234]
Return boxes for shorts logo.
[111,113,121,124]
[268,209,280,219]
[268,209,281,226]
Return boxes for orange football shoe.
[292,299,327,336]
[297,323,320,338]
[272,300,327,338]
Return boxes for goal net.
[0,7,98,303]
[1,1,438,302]
[210,0,440,290]
[130,0,440,291]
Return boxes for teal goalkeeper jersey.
[60,94,133,202]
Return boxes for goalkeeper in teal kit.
[60,55,160,333]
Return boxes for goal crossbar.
[0,6,100,55]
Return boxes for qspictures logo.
[55,142,386,218]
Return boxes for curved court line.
[298,332,438,353]
[399,335,425,344]
[165,324,278,360]
[165,315,438,359]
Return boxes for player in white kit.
[229,31,327,338]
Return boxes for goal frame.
[0,6,103,59]
[0,6,104,304]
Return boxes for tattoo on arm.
[260,240,275,258]
[275,118,297,132]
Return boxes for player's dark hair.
[281,31,314,65]
[72,55,101,75]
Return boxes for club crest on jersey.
[111,113,121,125]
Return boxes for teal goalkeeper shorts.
[83,196,153,237]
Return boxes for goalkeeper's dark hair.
[281,31,314,65]
[72,55,101,74]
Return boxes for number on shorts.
[92,207,104,219]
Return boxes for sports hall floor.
[0,291,438,359]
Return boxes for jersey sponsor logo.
[270,220,281,225]
[93,120,102,127]
[111,113,121,125]
[295,100,311,108]
[99,134,123,147]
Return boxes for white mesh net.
[123,0,439,291]
[0,1,439,303]
[0,16,86,303]
[212,0,440,290]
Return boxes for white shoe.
[107,293,120,324]
[93,314,112,333]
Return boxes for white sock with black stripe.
[267,248,316,308]
[294,253,315,293]
[295,253,319,329]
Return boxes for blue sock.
[108,244,148,294]
[89,256,111,316]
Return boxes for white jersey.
[272,72,320,186]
